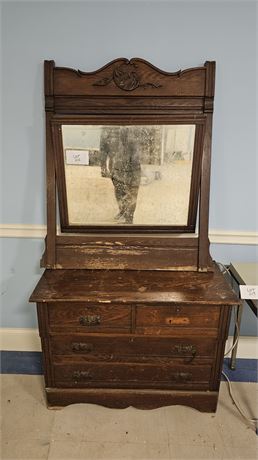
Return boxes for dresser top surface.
[30,264,239,305]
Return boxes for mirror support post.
[198,113,212,271]
[44,61,56,267]
[198,61,216,271]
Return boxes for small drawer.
[53,362,212,390]
[48,303,131,332]
[50,334,217,364]
[136,305,220,334]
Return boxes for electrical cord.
[217,261,258,433]
[216,261,231,276]
[222,370,258,430]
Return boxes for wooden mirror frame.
[51,117,204,234]
[43,58,215,272]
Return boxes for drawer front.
[53,362,212,390]
[48,303,131,332]
[50,334,217,363]
[136,305,220,333]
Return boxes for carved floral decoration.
[93,62,162,91]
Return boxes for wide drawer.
[50,334,217,363]
[136,305,220,333]
[53,362,212,390]
[48,303,131,332]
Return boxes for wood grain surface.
[30,263,239,305]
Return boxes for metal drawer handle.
[73,370,93,380]
[79,315,101,326]
[173,344,197,363]
[71,342,93,353]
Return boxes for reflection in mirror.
[61,124,196,226]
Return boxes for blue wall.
[1,1,257,334]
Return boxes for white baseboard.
[0,328,41,352]
[225,336,258,359]
[0,225,47,239]
[0,224,257,245]
[209,230,258,246]
[0,328,257,358]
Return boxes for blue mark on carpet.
[1,351,43,375]
[223,358,257,383]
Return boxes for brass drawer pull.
[79,315,101,326]
[73,370,93,380]
[173,344,197,363]
[71,342,93,353]
[166,316,189,325]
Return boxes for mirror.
[61,124,196,227]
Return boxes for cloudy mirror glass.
[61,124,196,226]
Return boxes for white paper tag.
[239,285,258,300]
[66,150,89,165]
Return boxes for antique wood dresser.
[30,58,239,411]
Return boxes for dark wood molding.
[43,58,216,269]
[53,235,210,270]
[44,60,55,96]
[46,388,219,411]
[45,112,56,267]
[51,115,206,239]
[204,61,216,98]
[198,114,213,271]
[52,58,207,97]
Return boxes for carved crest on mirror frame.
[93,60,163,91]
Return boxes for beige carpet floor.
[1,375,257,460]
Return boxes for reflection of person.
[99,126,141,224]
[112,126,141,224]
[99,127,119,177]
